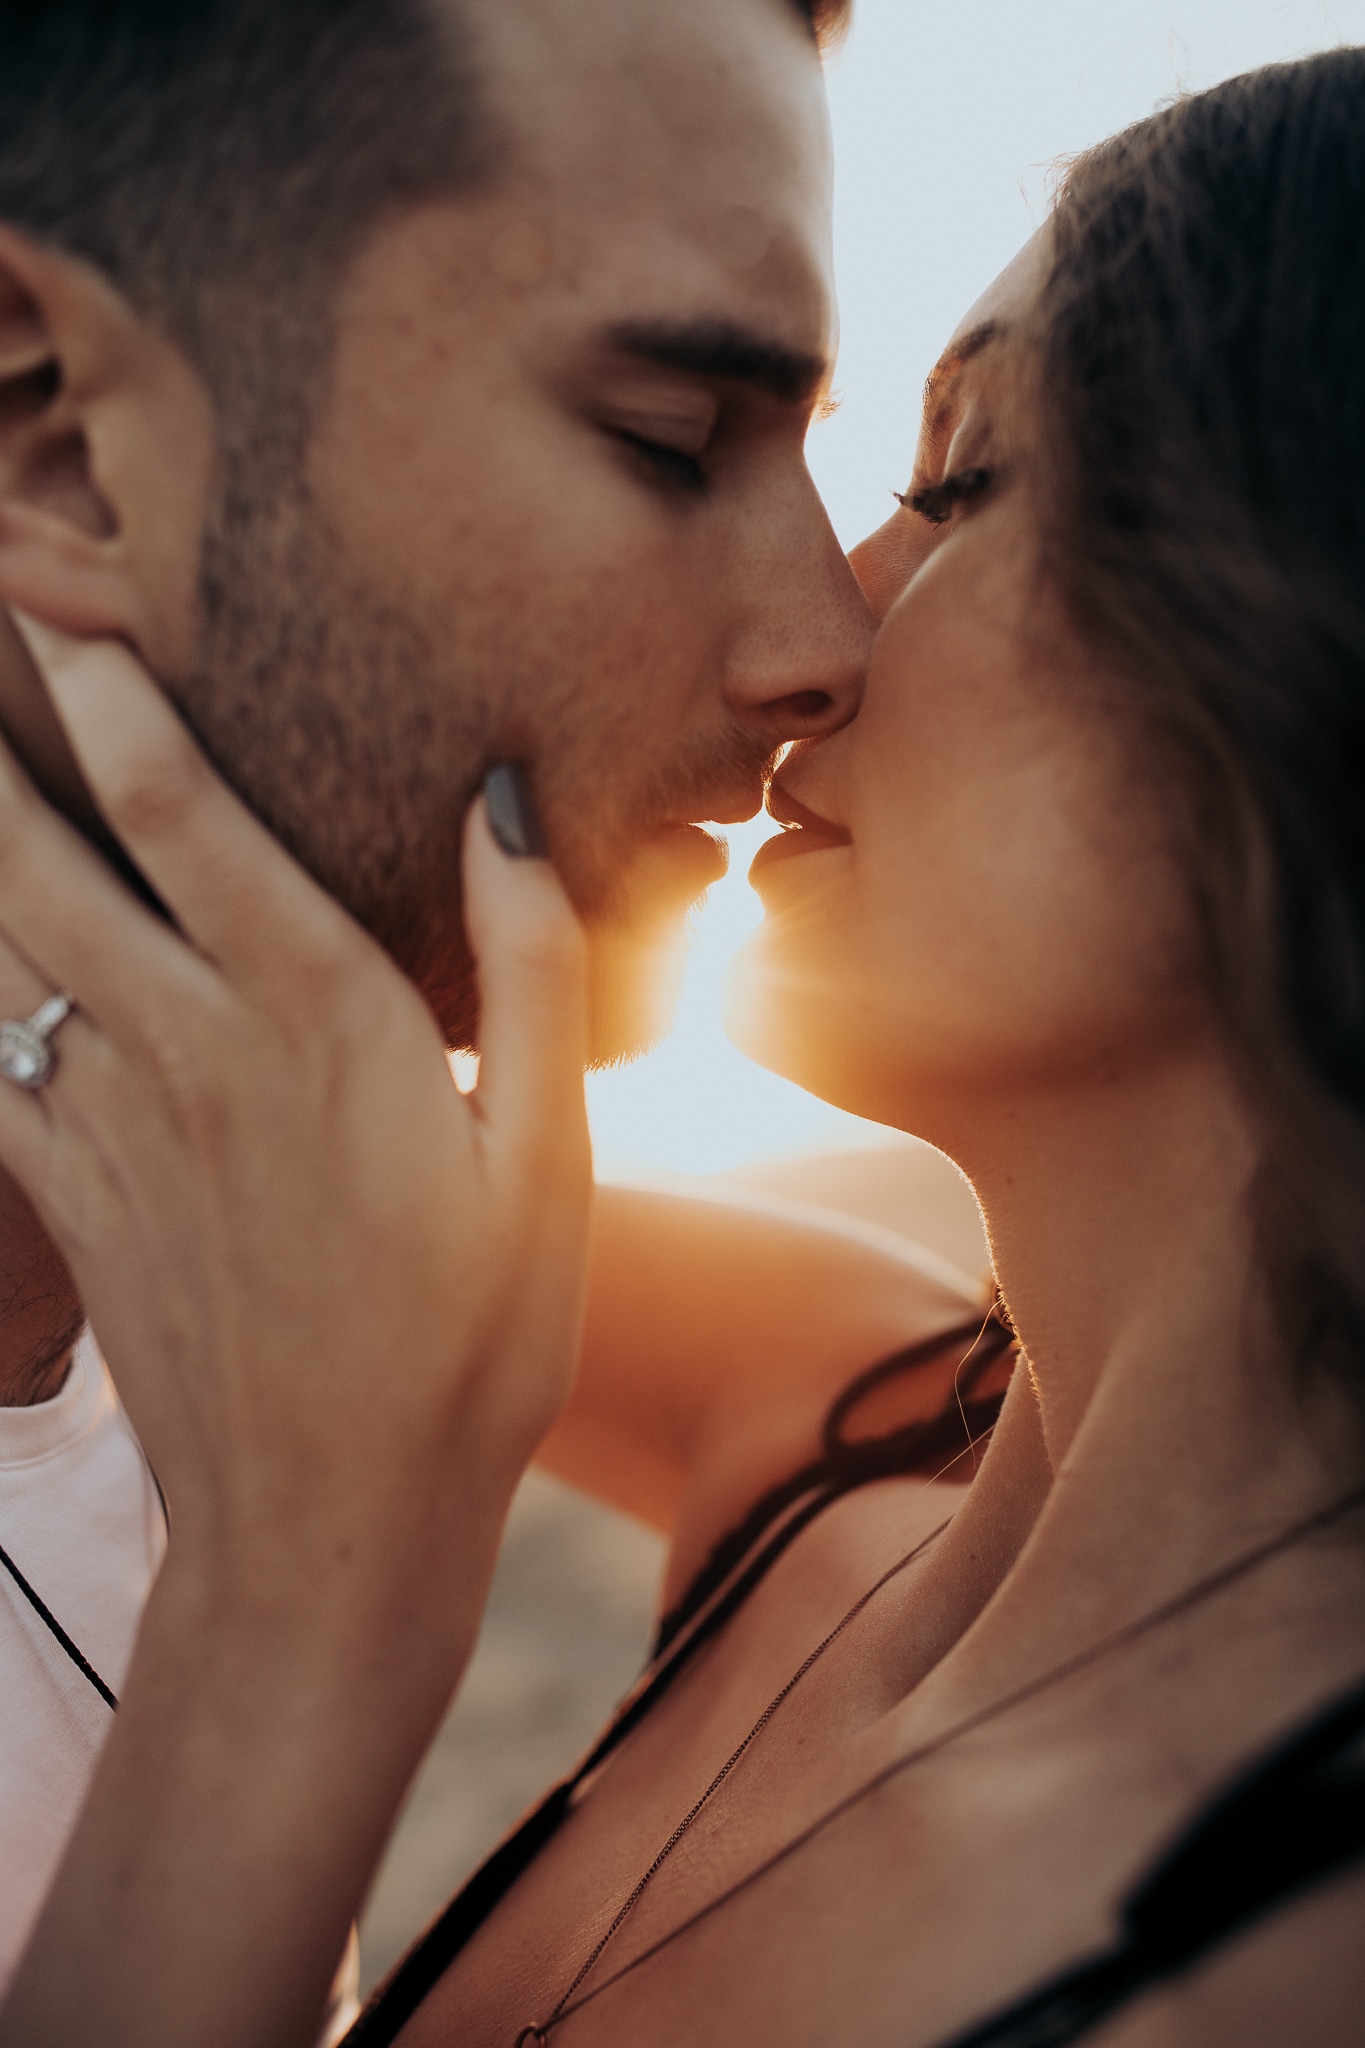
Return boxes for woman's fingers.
[14,617,365,992]
[0,701,226,1049]
[463,789,591,1188]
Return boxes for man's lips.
[655,818,729,878]
[628,819,729,900]
[749,782,851,877]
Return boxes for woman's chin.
[722,925,895,1126]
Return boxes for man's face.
[188,0,871,1056]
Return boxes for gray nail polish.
[483,762,548,859]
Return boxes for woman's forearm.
[1,1485,511,2048]
[0,643,595,2046]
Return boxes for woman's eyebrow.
[921,320,1001,435]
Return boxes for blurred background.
[359,0,1365,1988]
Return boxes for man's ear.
[0,222,214,679]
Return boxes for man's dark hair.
[0,0,854,1033]
[0,0,491,488]
[0,0,849,479]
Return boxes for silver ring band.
[0,993,75,1091]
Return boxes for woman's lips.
[749,825,850,875]
[750,780,851,877]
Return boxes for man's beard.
[182,477,762,1061]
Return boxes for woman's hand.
[0,619,592,2048]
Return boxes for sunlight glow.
[450,1051,479,1095]
[448,827,899,1178]
[443,821,894,1176]
[585,816,897,1181]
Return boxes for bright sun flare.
[583,816,890,1182]
[452,816,889,1180]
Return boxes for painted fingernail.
[483,762,548,860]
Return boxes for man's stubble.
[192,475,486,1040]
[186,474,772,1061]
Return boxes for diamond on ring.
[0,994,74,1092]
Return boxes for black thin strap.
[928,1673,1365,2048]
[653,1310,1013,1656]
[0,1535,118,1711]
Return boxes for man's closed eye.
[610,426,710,494]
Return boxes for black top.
[344,1314,1365,2046]
[932,1667,1365,2047]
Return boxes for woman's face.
[727,236,1206,1138]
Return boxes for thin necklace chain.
[517,1311,1007,2041]
[515,1476,1365,2045]
[529,1512,956,2038]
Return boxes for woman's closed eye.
[896,465,995,526]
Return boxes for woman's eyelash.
[895,465,994,525]
[613,429,709,495]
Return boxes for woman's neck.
[893,1043,1365,1717]
[976,1045,1266,1468]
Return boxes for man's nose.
[720,474,873,744]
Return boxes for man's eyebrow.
[922,320,1001,430]
[602,319,829,406]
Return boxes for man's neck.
[0,1168,83,1407]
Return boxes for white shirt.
[0,1333,359,2039]
[0,1331,164,1994]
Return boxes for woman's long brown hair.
[1033,50,1365,1391]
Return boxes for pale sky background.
[584,0,1365,1182]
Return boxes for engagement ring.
[0,994,75,1091]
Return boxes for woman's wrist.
[146,1448,519,1682]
